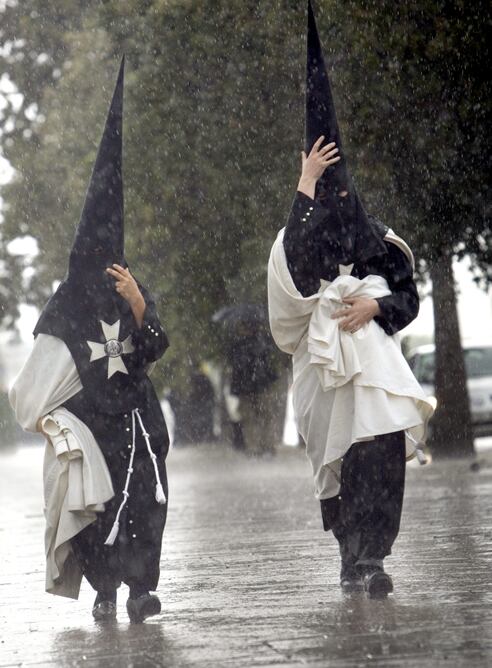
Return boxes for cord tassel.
[415,445,428,465]
[406,432,428,466]
[155,482,166,505]
[104,521,120,546]
[134,408,167,505]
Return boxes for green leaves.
[1,0,490,390]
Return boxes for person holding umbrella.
[268,1,434,597]
[214,304,284,456]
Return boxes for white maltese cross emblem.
[87,320,135,379]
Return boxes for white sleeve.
[8,334,82,432]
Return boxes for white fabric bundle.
[268,228,434,500]
[9,334,114,599]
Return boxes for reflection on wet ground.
[0,443,491,667]
[52,623,178,668]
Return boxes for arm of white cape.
[267,228,319,355]
[8,333,82,432]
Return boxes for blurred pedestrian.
[218,306,285,456]
[166,364,216,446]
[188,364,216,443]
[268,2,434,597]
[9,60,170,623]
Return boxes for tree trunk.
[428,250,474,457]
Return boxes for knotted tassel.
[155,482,167,505]
[134,408,167,507]
[406,431,429,466]
[104,521,120,546]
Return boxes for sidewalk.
[0,442,491,667]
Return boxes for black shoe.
[340,574,364,592]
[92,600,117,621]
[126,593,161,624]
[363,570,394,598]
[339,560,363,593]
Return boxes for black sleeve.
[282,191,387,297]
[131,301,169,365]
[282,191,329,297]
[283,191,353,297]
[374,242,419,335]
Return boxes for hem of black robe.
[320,496,340,532]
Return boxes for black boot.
[337,536,363,592]
[340,558,363,592]
[340,571,364,592]
[92,590,117,621]
[126,590,161,624]
[357,564,393,598]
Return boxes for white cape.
[268,228,434,500]
[9,334,114,599]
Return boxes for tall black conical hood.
[305,0,348,200]
[304,1,387,264]
[33,57,161,415]
[69,56,125,276]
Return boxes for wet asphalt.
[0,441,491,667]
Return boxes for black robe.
[67,305,170,594]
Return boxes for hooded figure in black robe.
[280,2,421,597]
[31,58,170,622]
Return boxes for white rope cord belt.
[104,407,166,546]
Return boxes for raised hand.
[106,264,146,327]
[106,264,142,306]
[297,135,340,199]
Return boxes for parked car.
[407,342,492,437]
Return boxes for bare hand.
[106,264,143,307]
[301,135,340,180]
[331,297,381,333]
[297,136,340,198]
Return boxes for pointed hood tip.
[304,0,384,260]
[114,55,125,96]
[307,0,318,32]
[305,0,349,199]
[69,59,125,276]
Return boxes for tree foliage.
[1,0,305,389]
[322,0,491,278]
[1,1,490,449]
[319,0,491,455]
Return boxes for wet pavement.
[0,442,491,667]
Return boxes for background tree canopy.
[1,0,490,453]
